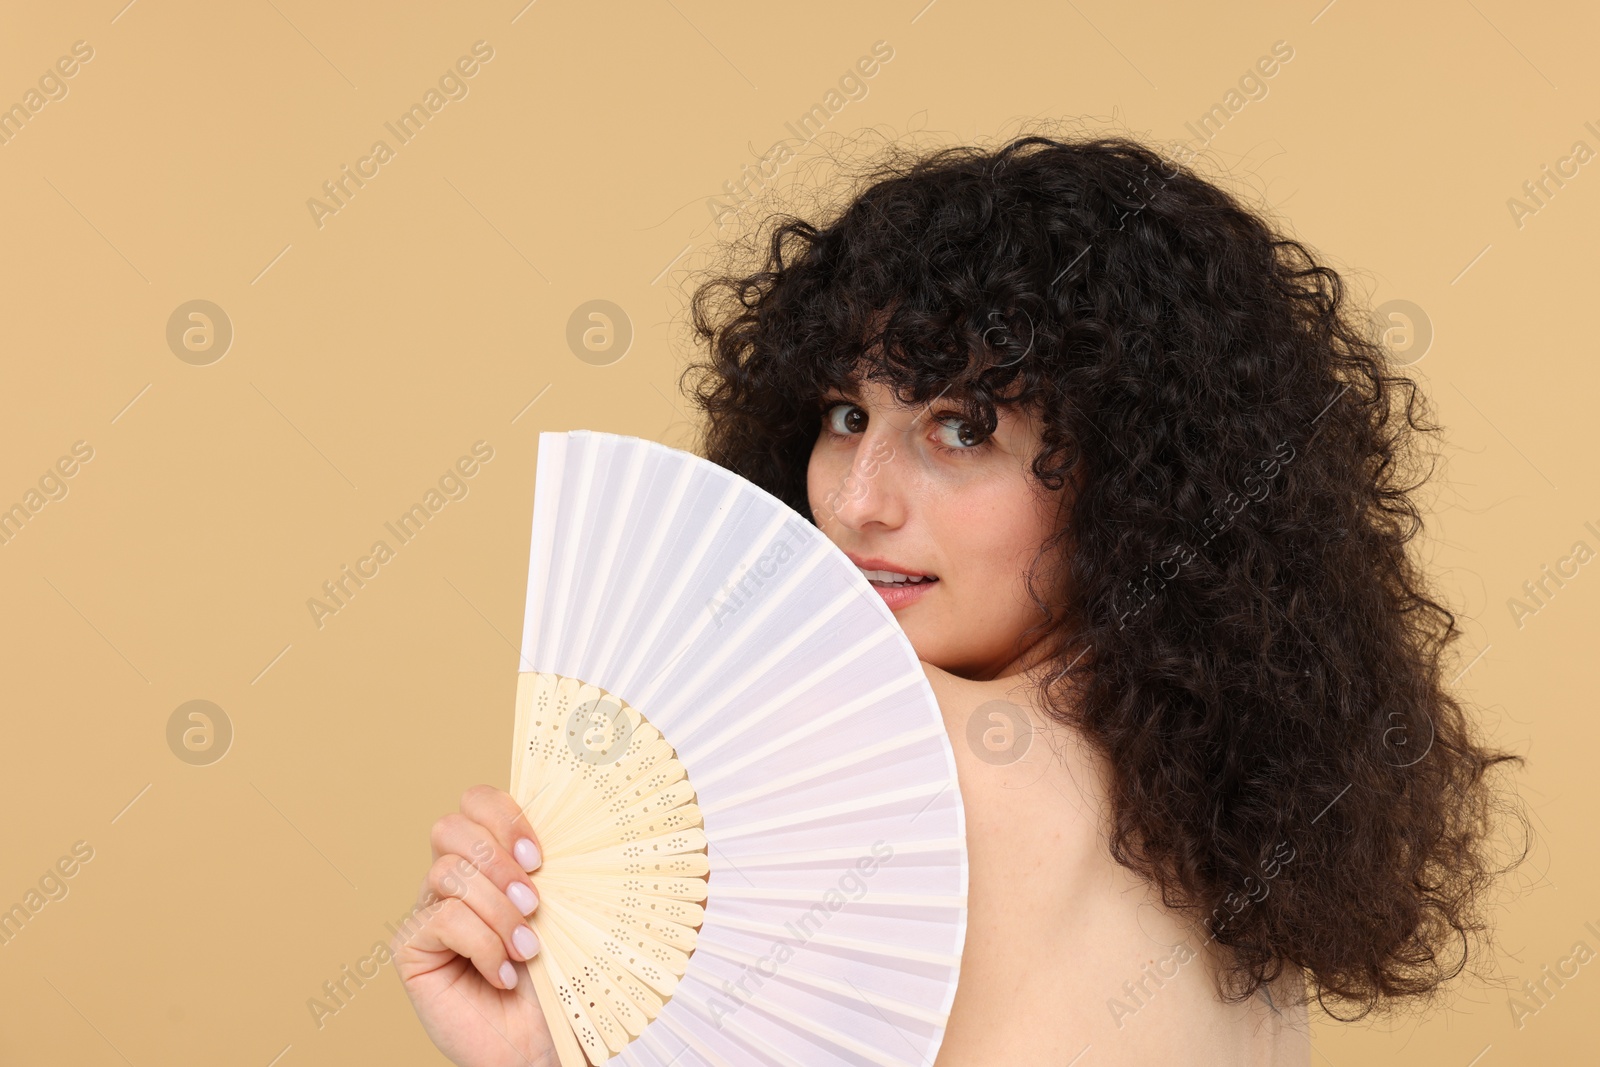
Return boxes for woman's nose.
[820,433,905,531]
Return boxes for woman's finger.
[430,812,541,918]
[423,853,541,963]
[459,783,543,873]
[401,894,522,991]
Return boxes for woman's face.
[806,377,1068,681]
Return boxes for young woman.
[394,131,1520,1065]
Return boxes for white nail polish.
[507,881,538,916]
[514,838,542,871]
[514,925,540,960]
[498,960,518,989]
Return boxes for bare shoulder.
[919,659,1312,1066]
[918,658,1105,826]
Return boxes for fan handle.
[530,960,593,1066]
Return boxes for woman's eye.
[934,416,985,451]
[824,402,987,453]
[824,403,866,435]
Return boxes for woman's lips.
[868,575,938,610]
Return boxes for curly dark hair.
[676,127,1524,1019]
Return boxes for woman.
[393,131,1521,1065]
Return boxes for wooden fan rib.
[536,870,708,905]
[519,675,593,828]
[546,855,710,881]
[560,903,697,982]
[533,937,612,1065]
[539,756,694,855]
[539,734,675,847]
[537,909,638,1059]
[536,691,697,846]
[544,826,709,868]
[543,737,675,841]
[538,680,614,821]
[578,740,675,812]
[554,796,703,858]
[509,672,538,803]
[525,682,668,845]
[512,672,562,815]
[545,855,709,882]
[543,905,670,1033]
[543,899,681,1029]
[544,889,702,955]
[536,879,706,928]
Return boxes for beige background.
[0,0,1594,1063]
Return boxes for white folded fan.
[510,429,969,1066]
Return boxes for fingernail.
[498,961,518,989]
[507,881,538,916]
[514,925,540,960]
[514,838,542,871]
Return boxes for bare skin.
[920,662,1311,1065]
[392,785,557,1067]
[810,379,1312,1064]
[396,378,1308,1065]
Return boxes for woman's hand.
[392,785,557,1067]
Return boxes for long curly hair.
[676,128,1524,1019]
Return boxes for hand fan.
[509,429,968,1067]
